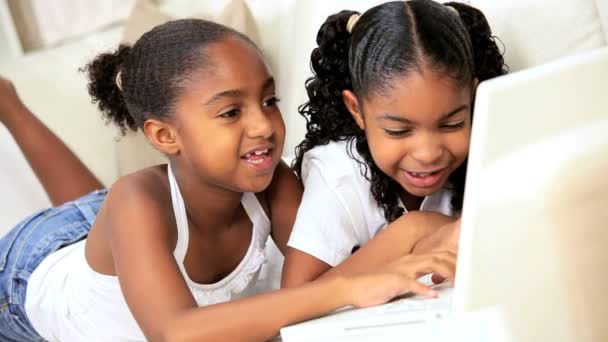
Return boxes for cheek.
[365,130,403,173]
[447,128,471,162]
[272,113,286,153]
[184,126,241,167]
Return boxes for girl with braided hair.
[0,18,456,341]
[283,0,508,287]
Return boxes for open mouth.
[403,168,447,188]
[408,170,440,178]
[241,148,274,170]
[243,148,270,164]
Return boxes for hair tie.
[346,14,361,34]
[115,71,123,91]
[445,5,459,16]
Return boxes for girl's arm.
[0,77,103,205]
[280,160,366,288]
[265,160,303,255]
[105,176,455,342]
[319,211,457,281]
[279,152,458,288]
[161,251,456,342]
[411,217,461,254]
[283,211,457,287]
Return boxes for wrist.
[3,103,32,131]
[325,275,353,308]
[411,231,439,254]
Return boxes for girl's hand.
[345,251,456,308]
[413,218,461,255]
[0,76,25,125]
[432,218,461,253]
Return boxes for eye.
[263,96,280,108]
[440,121,465,130]
[383,129,412,137]
[218,108,241,119]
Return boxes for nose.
[246,107,274,140]
[409,132,444,165]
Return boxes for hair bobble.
[346,14,361,33]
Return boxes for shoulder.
[302,140,369,187]
[106,165,170,209]
[295,141,386,242]
[103,165,176,246]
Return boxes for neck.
[400,191,424,212]
[170,164,243,234]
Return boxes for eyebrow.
[204,77,275,106]
[377,105,469,124]
[261,77,275,92]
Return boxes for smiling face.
[161,36,285,193]
[345,64,474,202]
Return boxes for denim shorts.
[0,189,107,342]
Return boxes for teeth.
[244,149,269,159]
[412,172,431,177]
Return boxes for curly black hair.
[80,19,256,135]
[293,0,508,222]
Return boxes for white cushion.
[0,127,50,234]
[595,0,608,39]
[468,0,606,71]
[8,0,135,51]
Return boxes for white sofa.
[0,0,606,240]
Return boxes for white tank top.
[25,166,271,342]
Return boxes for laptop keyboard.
[279,283,454,340]
[376,294,451,315]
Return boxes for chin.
[243,175,274,193]
[401,182,445,198]
[405,188,436,198]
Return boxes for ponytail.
[81,19,257,136]
[292,10,361,177]
[81,45,135,134]
[446,2,508,82]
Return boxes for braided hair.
[81,19,256,134]
[293,0,508,222]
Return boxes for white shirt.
[25,166,272,341]
[287,140,454,267]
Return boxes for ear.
[143,118,180,155]
[342,90,365,130]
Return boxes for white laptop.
[280,47,608,342]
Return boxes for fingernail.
[428,290,437,297]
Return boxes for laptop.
[280,47,608,342]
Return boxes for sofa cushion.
[8,0,134,52]
[595,0,608,40]
[467,0,606,71]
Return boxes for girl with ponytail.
[283,0,508,287]
[0,17,456,341]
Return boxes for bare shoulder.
[103,165,176,246]
[107,165,169,207]
[263,160,302,207]
[86,165,178,275]
[259,160,303,254]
